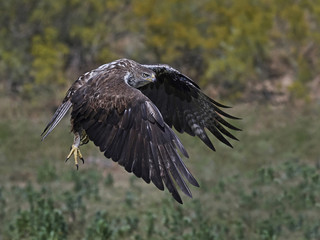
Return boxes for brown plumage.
[41,58,240,204]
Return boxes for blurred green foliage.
[4,157,320,240]
[0,0,319,99]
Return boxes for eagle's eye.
[142,73,150,78]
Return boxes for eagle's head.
[122,59,156,88]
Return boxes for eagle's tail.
[41,100,72,140]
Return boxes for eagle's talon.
[66,144,84,169]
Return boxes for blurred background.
[1,0,320,239]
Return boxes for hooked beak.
[148,73,156,82]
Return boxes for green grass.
[0,98,320,240]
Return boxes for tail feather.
[41,100,72,140]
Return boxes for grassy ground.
[0,97,320,240]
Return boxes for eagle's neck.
[124,71,135,87]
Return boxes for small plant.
[37,161,57,182]
[104,173,114,187]
[85,211,140,240]
[85,211,112,240]
[8,196,68,240]
[70,169,101,200]
[0,186,6,222]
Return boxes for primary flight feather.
[41,58,240,204]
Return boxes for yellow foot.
[66,144,84,170]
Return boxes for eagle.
[41,58,240,204]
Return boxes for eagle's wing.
[139,64,240,151]
[71,81,199,204]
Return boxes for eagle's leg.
[66,132,85,170]
[80,130,89,146]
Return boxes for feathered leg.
[66,132,85,170]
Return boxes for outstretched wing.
[71,80,199,204]
[139,64,240,151]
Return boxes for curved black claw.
[65,145,85,170]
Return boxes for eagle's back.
[71,71,142,116]
[42,59,140,139]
